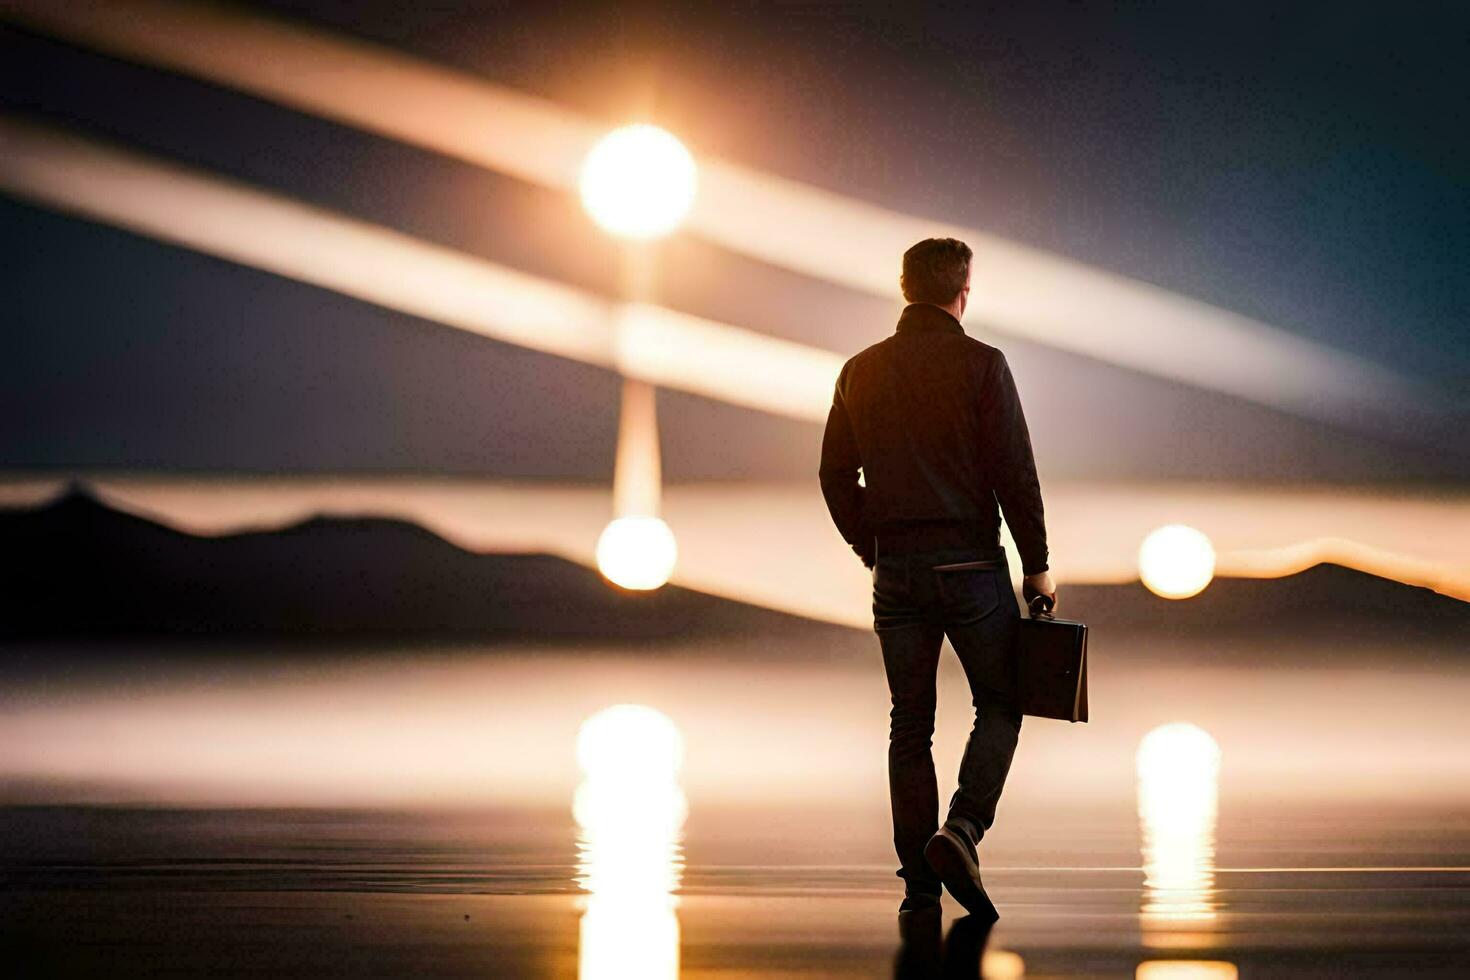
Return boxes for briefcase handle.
[1024,585,1056,620]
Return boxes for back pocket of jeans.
[936,568,1002,624]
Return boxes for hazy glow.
[1,0,1437,434]
[3,645,1470,810]
[596,516,678,590]
[580,125,696,240]
[1139,525,1217,599]
[1135,963,1238,980]
[1138,723,1222,940]
[575,705,686,980]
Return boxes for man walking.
[819,237,1056,918]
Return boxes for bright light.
[1139,524,1216,599]
[574,775,687,899]
[576,704,684,783]
[1137,723,1222,939]
[579,897,679,980]
[1136,963,1237,980]
[596,515,678,590]
[980,949,1026,979]
[575,704,686,980]
[579,125,697,240]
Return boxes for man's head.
[901,237,972,318]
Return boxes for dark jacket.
[818,302,1049,575]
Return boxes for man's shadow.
[894,910,995,979]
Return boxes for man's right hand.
[1022,570,1057,614]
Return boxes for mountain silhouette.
[0,486,850,643]
[0,486,1463,655]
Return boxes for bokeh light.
[595,515,678,590]
[1139,524,1217,599]
[579,124,697,240]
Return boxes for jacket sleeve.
[981,352,1049,576]
[818,365,876,568]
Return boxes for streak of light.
[612,379,663,518]
[0,115,841,422]
[612,302,836,420]
[0,0,1441,434]
[0,116,610,364]
[1216,536,1469,601]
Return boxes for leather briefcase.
[1016,596,1089,723]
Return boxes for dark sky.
[3,1,1467,480]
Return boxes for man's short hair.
[900,237,972,305]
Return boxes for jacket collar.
[896,302,966,336]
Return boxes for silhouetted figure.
[820,238,1056,917]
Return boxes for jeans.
[871,543,1023,893]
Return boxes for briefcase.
[1016,599,1089,723]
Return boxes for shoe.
[898,889,941,913]
[923,823,998,921]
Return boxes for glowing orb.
[579,124,697,240]
[596,515,677,590]
[576,704,684,784]
[1138,524,1216,599]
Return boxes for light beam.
[0,0,1443,437]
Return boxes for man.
[819,237,1056,919]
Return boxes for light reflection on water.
[981,947,1026,978]
[573,705,688,980]
[1136,962,1238,979]
[1137,723,1222,946]
[0,802,1463,977]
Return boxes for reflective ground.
[3,801,1468,978]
